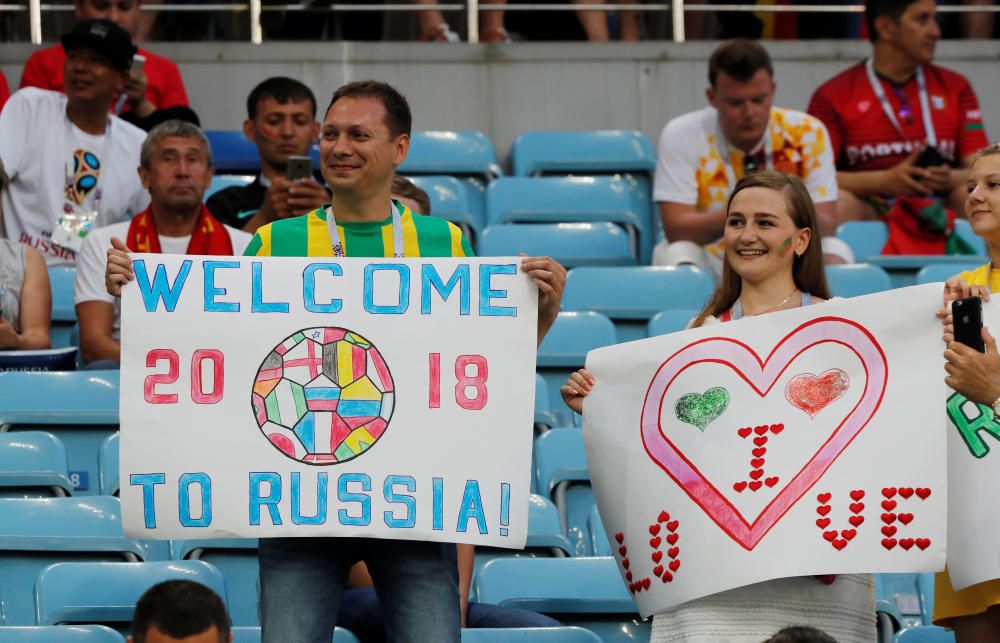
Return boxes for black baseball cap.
[60,19,137,72]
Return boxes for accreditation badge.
[51,201,97,252]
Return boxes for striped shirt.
[244,201,473,258]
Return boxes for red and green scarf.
[127,205,233,255]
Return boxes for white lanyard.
[864,58,937,148]
[63,115,113,215]
[716,114,774,189]
[326,200,405,258]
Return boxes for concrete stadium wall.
[3,40,1000,169]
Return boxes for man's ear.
[393,133,410,167]
[706,86,716,108]
[138,163,151,191]
[874,14,896,42]
[242,119,256,144]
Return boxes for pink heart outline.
[640,317,887,551]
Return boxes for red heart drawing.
[898,487,914,499]
[669,560,681,572]
[641,318,887,550]
[642,578,651,590]
[916,488,932,500]
[751,457,766,469]
[832,538,848,551]
[882,487,897,499]
[882,538,897,550]
[666,520,679,532]
[817,505,832,516]
[823,530,837,541]
[770,423,784,434]
[733,481,748,493]
[753,436,769,447]
[765,476,779,488]
[619,545,627,556]
[667,547,679,559]
[882,526,897,537]
[752,425,766,435]
[662,572,673,583]
[749,481,763,491]
[849,502,865,514]
[623,558,630,569]
[916,538,931,550]
[816,517,831,529]
[737,427,752,439]
[749,469,764,480]
[626,570,633,581]
[615,533,625,544]
[882,499,897,511]
[652,551,663,563]
[653,565,664,577]
[649,537,661,549]
[841,529,856,541]
[752,447,767,458]
[649,524,661,536]
[658,511,670,523]
[850,490,865,501]
[898,513,914,525]
[881,513,897,525]
[849,515,864,527]
[785,368,851,419]
[817,492,832,504]
[899,538,914,550]
[666,533,679,545]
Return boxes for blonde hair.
[973,143,1000,167]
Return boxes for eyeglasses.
[891,85,914,125]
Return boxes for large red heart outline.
[640,317,887,551]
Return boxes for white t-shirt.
[0,88,150,266]
[75,218,251,341]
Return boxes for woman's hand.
[560,368,595,415]
[937,277,990,343]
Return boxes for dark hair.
[247,77,317,120]
[327,80,412,138]
[763,626,839,643]
[131,580,230,643]
[708,39,774,87]
[865,0,919,43]
[692,171,831,328]
[392,175,431,215]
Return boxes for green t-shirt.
[244,201,474,258]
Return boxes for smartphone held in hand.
[286,156,313,181]
[953,296,985,353]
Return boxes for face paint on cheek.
[256,125,281,141]
[778,236,793,257]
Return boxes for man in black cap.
[0,19,149,266]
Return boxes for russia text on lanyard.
[63,114,113,217]
[716,114,775,188]
[864,57,937,148]
[326,201,405,258]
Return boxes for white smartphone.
[130,53,146,78]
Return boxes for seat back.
[0,432,73,498]
[533,429,593,555]
[461,628,604,642]
[479,224,636,268]
[98,433,119,496]
[397,131,501,181]
[205,131,259,173]
[894,626,955,642]
[536,312,616,427]
[0,625,126,642]
[826,264,893,297]
[48,267,77,349]
[915,261,986,285]
[875,572,934,630]
[512,130,656,178]
[406,175,487,239]
[205,174,255,199]
[954,219,986,255]
[588,504,610,557]
[172,538,259,626]
[647,309,698,337]
[836,221,889,260]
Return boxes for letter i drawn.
[733,423,783,493]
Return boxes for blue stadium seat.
[474,494,575,578]
[587,504,610,557]
[537,312,616,426]
[534,374,558,431]
[915,261,986,285]
[171,538,259,626]
[533,429,593,556]
[511,131,656,178]
[471,557,645,643]
[205,174,255,199]
[562,267,712,342]
[35,560,226,628]
[0,625,125,642]
[462,628,603,642]
[205,131,259,173]
[406,175,487,240]
[397,131,502,182]
[0,497,167,625]
[230,626,361,643]
[954,219,986,255]
[836,221,889,260]
[485,177,649,261]
[98,433,119,496]
[648,309,698,337]
[894,626,954,642]
[479,223,635,268]
[48,267,77,349]
[0,370,119,496]
[0,432,73,498]
[826,264,893,297]
[876,573,935,630]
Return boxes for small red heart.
[850,489,865,501]
[623,558,630,569]
[916,488,932,500]
[626,571,633,581]
[881,512,897,525]
[882,526,897,537]
[817,505,832,516]
[898,487,914,499]
[754,425,768,435]
[662,572,673,583]
[733,481,748,493]
[765,476,779,488]
[753,436,768,447]
[849,502,865,514]
[628,582,635,594]
[898,513,914,525]
[882,538,897,550]
[749,481,763,491]
[667,533,679,545]
[668,547,679,559]
[899,538,914,550]
[841,529,857,541]
[649,537,661,549]
[669,559,681,572]
[615,533,624,544]
[752,447,766,458]
[652,551,663,563]
[667,520,679,532]
[817,492,832,504]
[749,469,764,480]
[619,545,627,556]
[916,538,931,550]
[653,565,664,577]
[737,427,752,438]
[750,457,765,469]
[832,538,848,551]
[881,499,897,511]
[642,578,651,590]
[649,524,661,536]
[823,530,837,541]
[882,487,897,499]
[849,515,865,527]
[770,423,784,434]
[816,517,831,529]
[658,511,670,523]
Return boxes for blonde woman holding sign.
[562,171,876,642]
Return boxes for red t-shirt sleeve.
[807,84,845,165]
[0,72,9,113]
[955,76,988,161]
[144,52,189,109]
[19,48,59,91]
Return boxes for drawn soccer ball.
[251,327,395,464]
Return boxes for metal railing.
[1,1,997,46]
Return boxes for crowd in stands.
[1,0,1000,640]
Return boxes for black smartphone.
[286,156,313,181]
[952,296,985,352]
[915,145,947,168]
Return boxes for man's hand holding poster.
[583,284,947,617]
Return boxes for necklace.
[741,287,799,317]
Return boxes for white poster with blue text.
[119,254,537,547]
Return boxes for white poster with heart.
[583,283,947,616]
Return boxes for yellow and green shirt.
[244,201,474,258]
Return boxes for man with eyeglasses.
[652,39,847,278]
[808,0,987,223]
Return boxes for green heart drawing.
[675,387,730,431]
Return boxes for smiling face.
[319,96,409,199]
[63,45,127,106]
[878,0,940,65]
[244,96,319,173]
[708,68,775,153]
[724,186,811,285]
[966,153,1000,242]
[139,135,213,215]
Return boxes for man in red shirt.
[20,0,188,122]
[808,0,987,222]
[0,70,9,112]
